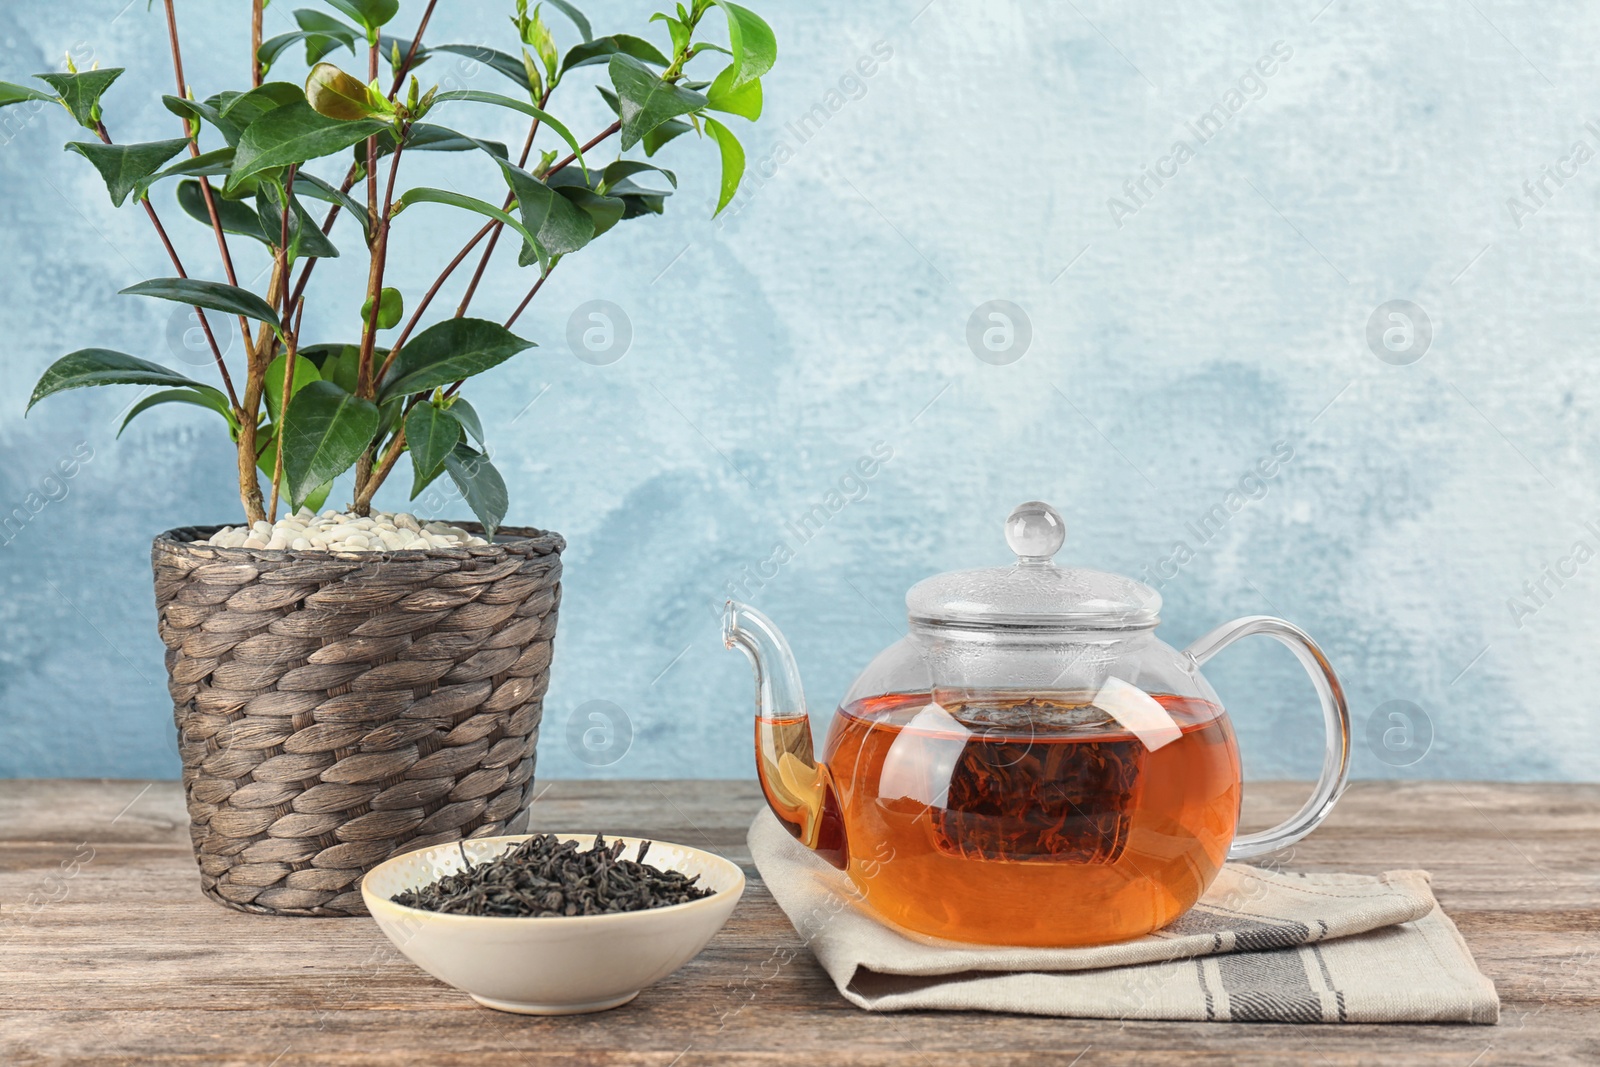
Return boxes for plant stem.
[235,266,280,528]
[161,0,251,363]
[267,167,299,524]
[375,116,620,388]
[546,121,620,181]
[388,0,439,96]
[288,169,359,312]
[287,1,438,334]
[251,0,264,87]
[91,121,241,418]
[355,137,406,401]
[381,219,496,373]
[365,39,379,259]
[351,117,625,509]
[350,133,407,515]
[454,100,550,317]
[268,296,308,523]
[353,423,404,515]
[504,262,555,329]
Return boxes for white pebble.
[203,510,488,552]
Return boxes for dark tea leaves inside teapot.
[935,697,1145,864]
[391,834,715,917]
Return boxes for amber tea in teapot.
[731,502,1349,947]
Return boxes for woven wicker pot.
[151,523,563,917]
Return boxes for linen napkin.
[748,809,1499,1023]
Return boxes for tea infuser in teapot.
[724,501,1350,947]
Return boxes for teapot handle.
[1183,615,1351,860]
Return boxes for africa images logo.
[1107,41,1294,229]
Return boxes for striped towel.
[748,809,1499,1023]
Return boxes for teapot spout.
[723,600,846,866]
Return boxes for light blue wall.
[1,0,1594,782]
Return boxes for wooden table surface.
[0,779,1595,1065]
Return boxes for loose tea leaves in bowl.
[391,834,717,917]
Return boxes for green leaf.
[377,393,405,438]
[295,9,363,64]
[405,402,462,498]
[642,117,691,156]
[280,379,381,507]
[393,187,544,266]
[552,183,624,237]
[547,165,666,227]
[362,286,403,330]
[218,82,306,126]
[564,34,671,73]
[305,62,390,121]
[500,162,594,260]
[608,54,708,151]
[258,32,309,72]
[706,63,762,120]
[34,68,123,128]
[442,443,507,537]
[526,9,559,83]
[429,90,587,172]
[302,343,364,393]
[703,116,745,216]
[545,0,593,41]
[118,386,236,438]
[121,278,282,332]
[363,123,508,167]
[650,14,690,57]
[380,35,426,72]
[711,1,776,88]
[261,13,361,72]
[253,423,326,502]
[256,183,340,259]
[229,101,387,192]
[264,352,321,422]
[178,179,269,243]
[0,81,56,108]
[256,421,335,513]
[323,0,399,35]
[255,422,277,476]
[293,171,370,237]
[600,159,678,191]
[425,44,531,91]
[140,145,235,198]
[163,95,244,147]
[64,137,189,207]
[303,480,334,512]
[380,318,533,401]
[445,397,485,446]
[27,349,207,413]
[405,124,508,157]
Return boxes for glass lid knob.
[1005,501,1065,563]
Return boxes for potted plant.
[9,0,775,916]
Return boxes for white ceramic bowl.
[361,832,745,1014]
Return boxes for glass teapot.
[724,501,1350,947]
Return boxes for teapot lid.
[905,501,1161,630]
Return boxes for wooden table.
[0,779,1595,1065]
